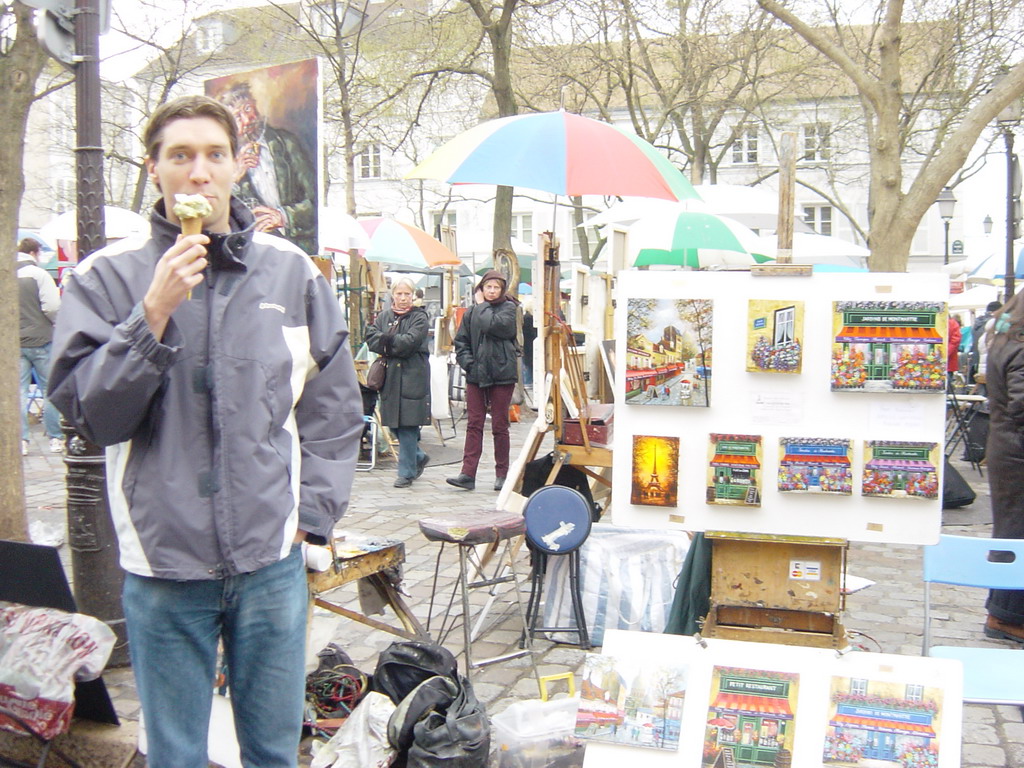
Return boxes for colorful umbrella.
[359,218,461,268]
[628,210,772,268]
[406,110,699,201]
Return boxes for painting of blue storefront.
[778,438,853,495]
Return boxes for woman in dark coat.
[982,291,1024,642]
[447,269,519,492]
[365,278,431,488]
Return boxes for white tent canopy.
[40,206,150,243]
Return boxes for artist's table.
[308,533,430,641]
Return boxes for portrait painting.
[206,59,320,257]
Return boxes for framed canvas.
[778,438,853,495]
[831,301,948,394]
[630,434,680,507]
[625,297,713,407]
[576,652,689,751]
[747,299,804,374]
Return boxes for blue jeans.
[20,343,62,440]
[395,425,425,479]
[123,546,308,768]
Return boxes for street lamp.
[995,69,1022,301]
[983,215,994,235]
[936,187,956,265]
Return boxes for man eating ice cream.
[47,95,364,768]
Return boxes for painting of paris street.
[575,653,688,751]
[625,298,713,407]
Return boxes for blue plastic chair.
[922,534,1024,704]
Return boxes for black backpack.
[371,641,458,705]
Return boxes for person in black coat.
[981,292,1024,642]
[366,278,431,487]
[447,269,519,492]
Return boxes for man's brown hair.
[143,95,239,161]
[18,237,42,255]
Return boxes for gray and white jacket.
[49,199,363,580]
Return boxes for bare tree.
[0,1,48,541]
[758,0,1024,272]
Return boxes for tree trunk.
[0,2,48,541]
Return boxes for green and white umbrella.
[628,210,772,268]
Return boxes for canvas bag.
[365,356,388,392]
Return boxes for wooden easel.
[497,233,612,515]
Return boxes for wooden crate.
[703,531,848,648]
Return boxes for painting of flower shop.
[823,675,943,767]
[777,438,853,495]
[702,667,798,767]
[862,441,939,500]
[831,302,947,393]
[707,434,762,506]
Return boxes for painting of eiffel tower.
[631,435,680,507]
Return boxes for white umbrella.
[950,284,1001,310]
[40,206,150,243]
[752,232,869,267]
[319,208,370,254]
[585,192,814,234]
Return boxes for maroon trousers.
[460,382,515,479]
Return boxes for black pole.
[1005,127,1016,303]
[943,220,950,266]
[69,0,127,666]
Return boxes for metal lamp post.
[936,187,956,265]
[995,71,1022,302]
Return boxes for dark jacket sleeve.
[364,311,390,355]
[454,308,474,372]
[48,269,181,446]
[295,274,365,543]
[1003,343,1024,433]
[385,309,430,358]
[479,300,518,341]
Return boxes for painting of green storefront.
[707,434,762,506]
[831,301,948,393]
[862,441,940,500]
[702,667,799,767]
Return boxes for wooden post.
[776,131,796,264]
[751,132,811,276]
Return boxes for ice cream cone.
[180,216,203,236]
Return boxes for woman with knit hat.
[447,270,519,491]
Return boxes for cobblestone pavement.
[19,413,1024,767]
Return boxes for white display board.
[611,271,948,545]
[582,630,963,768]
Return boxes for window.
[802,122,831,162]
[432,211,456,231]
[195,20,223,54]
[905,684,924,702]
[357,143,381,179]
[55,177,75,214]
[773,306,795,345]
[572,224,600,260]
[732,125,758,164]
[850,678,868,696]
[0,10,15,56]
[803,205,833,236]
[511,213,533,247]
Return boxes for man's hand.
[236,142,260,179]
[293,530,307,544]
[142,234,208,340]
[252,206,286,232]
